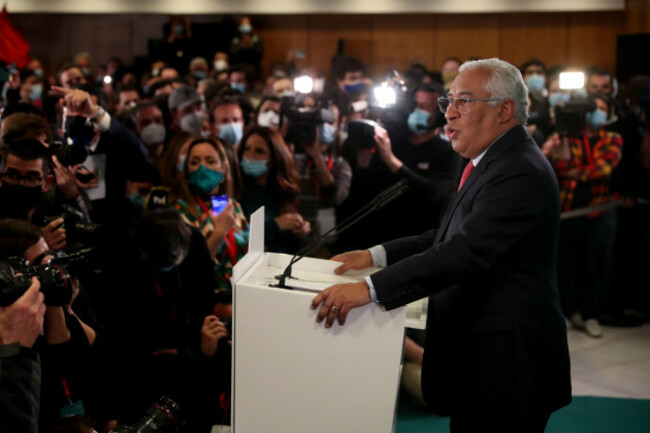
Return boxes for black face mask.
[0,184,43,219]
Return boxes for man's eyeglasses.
[437,97,504,114]
[1,170,45,187]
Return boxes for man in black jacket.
[312,58,571,432]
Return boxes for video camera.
[554,98,597,136]
[280,96,335,148]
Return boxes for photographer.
[95,209,216,427]
[0,138,71,250]
[0,219,109,432]
[544,93,623,338]
[370,84,460,240]
[0,274,44,433]
[290,96,352,248]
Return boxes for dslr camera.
[0,257,72,307]
[110,396,184,433]
[44,204,101,247]
[0,247,95,307]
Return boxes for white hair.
[458,58,529,125]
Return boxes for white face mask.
[180,112,203,134]
[140,122,166,146]
[214,59,229,71]
[257,110,280,128]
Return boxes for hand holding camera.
[42,217,67,251]
[0,277,45,348]
[200,314,230,357]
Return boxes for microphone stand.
[272,179,409,289]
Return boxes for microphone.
[272,179,409,289]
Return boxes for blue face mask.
[239,23,252,34]
[219,122,244,146]
[241,157,268,177]
[193,70,207,80]
[343,82,365,94]
[231,83,246,94]
[127,192,146,209]
[586,109,608,129]
[407,109,431,134]
[33,68,43,79]
[174,24,185,35]
[177,154,186,173]
[158,265,175,273]
[81,67,91,78]
[549,92,570,107]
[525,74,545,93]
[29,84,43,101]
[187,165,224,195]
[319,122,336,144]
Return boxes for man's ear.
[498,99,516,123]
[43,174,54,193]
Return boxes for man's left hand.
[311,281,372,328]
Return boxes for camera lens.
[110,396,184,433]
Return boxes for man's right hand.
[0,278,45,348]
[50,86,96,117]
[331,250,373,275]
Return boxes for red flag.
[0,6,30,67]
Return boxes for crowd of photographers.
[0,31,649,432]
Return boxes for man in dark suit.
[311,58,571,432]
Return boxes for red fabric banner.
[0,6,30,67]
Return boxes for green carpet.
[395,396,650,432]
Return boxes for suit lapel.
[433,125,529,244]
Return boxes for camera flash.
[559,72,584,90]
[294,75,313,94]
[373,83,396,108]
[103,75,113,85]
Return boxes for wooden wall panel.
[256,15,309,76]
[433,14,501,68]
[626,0,650,33]
[369,15,436,77]
[11,10,635,83]
[498,13,569,69]
[567,12,625,73]
[306,15,374,78]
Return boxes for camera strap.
[308,152,334,198]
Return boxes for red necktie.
[458,161,474,191]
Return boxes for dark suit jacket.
[371,125,571,416]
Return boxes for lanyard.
[196,196,238,265]
[582,132,594,166]
[151,273,178,323]
[308,152,333,198]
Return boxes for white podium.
[230,208,427,433]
